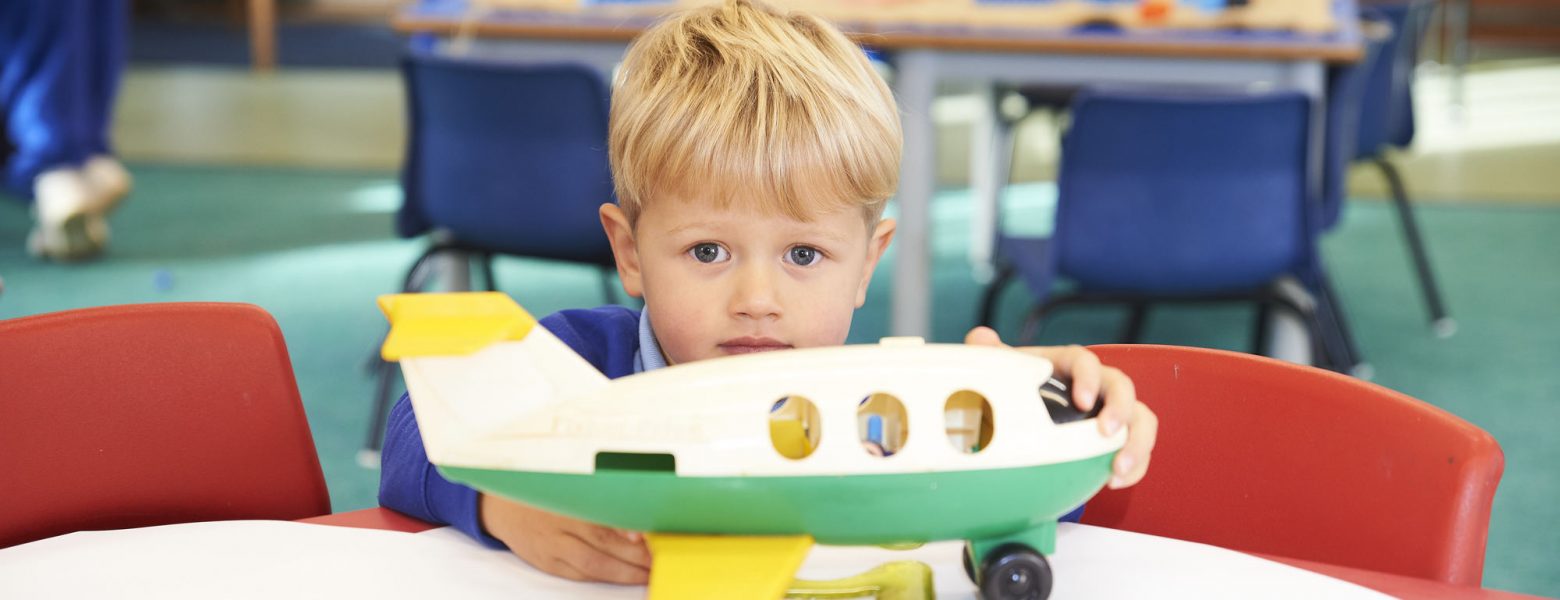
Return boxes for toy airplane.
[380,292,1126,600]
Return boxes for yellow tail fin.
[378,292,536,361]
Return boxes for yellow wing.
[645,534,815,600]
[377,292,536,361]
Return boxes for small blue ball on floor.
[153,269,174,291]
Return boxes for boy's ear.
[856,218,897,308]
[599,203,644,298]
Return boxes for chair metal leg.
[1021,294,1147,347]
[977,264,1017,329]
[1302,277,1372,377]
[1316,274,1367,374]
[1250,300,1272,356]
[1018,294,1089,346]
[480,252,498,292]
[1119,302,1149,344]
[361,244,448,375]
[360,360,399,466]
[1255,276,1369,377]
[361,241,466,462]
[402,244,451,293]
[1266,290,1338,373]
[1375,158,1455,337]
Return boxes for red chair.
[0,303,331,549]
[1081,344,1503,586]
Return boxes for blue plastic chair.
[1308,10,1393,370]
[1340,0,1453,336]
[395,53,616,268]
[978,89,1360,373]
[1321,10,1390,234]
[364,53,620,455]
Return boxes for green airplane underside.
[441,452,1114,549]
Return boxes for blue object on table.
[365,51,621,456]
[978,89,1362,373]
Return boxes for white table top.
[0,520,1389,599]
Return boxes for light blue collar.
[632,309,668,374]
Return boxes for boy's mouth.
[718,337,793,355]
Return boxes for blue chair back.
[1355,0,1433,159]
[1049,90,1313,296]
[398,53,616,267]
[1320,9,1390,232]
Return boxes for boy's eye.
[690,243,730,264]
[786,246,820,266]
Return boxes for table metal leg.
[1450,0,1470,114]
[891,49,939,338]
[969,82,1006,283]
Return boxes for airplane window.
[769,396,821,460]
[857,393,908,457]
[944,390,993,454]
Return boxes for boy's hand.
[479,494,651,584]
[964,327,1157,489]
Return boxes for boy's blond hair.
[609,0,901,227]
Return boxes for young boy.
[380,0,1157,586]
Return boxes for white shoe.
[29,168,108,261]
[82,155,132,216]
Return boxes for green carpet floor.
[0,164,1555,596]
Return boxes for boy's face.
[600,195,895,366]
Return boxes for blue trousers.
[0,0,126,201]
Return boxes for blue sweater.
[377,304,1084,547]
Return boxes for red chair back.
[1082,344,1503,586]
[0,303,330,549]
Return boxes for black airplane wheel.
[978,544,1052,600]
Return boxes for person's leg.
[86,0,126,158]
[0,0,94,199]
[0,82,13,179]
[0,0,108,259]
[81,0,133,210]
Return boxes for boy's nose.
[729,263,783,320]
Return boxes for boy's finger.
[526,532,593,581]
[561,531,651,585]
[582,524,653,569]
[547,557,591,582]
[1096,367,1136,436]
[1031,345,1102,412]
[1109,405,1158,489]
[963,326,1006,347]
